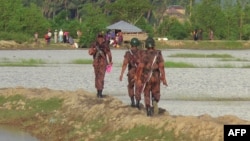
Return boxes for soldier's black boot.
[136,100,140,110]
[130,97,136,107]
[146,106,152,117]
[97,90,103,98]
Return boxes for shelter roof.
[106,20,142,32]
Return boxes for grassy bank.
[0,92,192,141]
[155,40,250,50]
[0,58,249,68]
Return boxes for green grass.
[168,53,234,58]
[96,125,190,141]
[71,59,93,64]
[165,61,250,68]
[155,40,248,49]
[242,65,250,68]
[0,58,46,66]
[0,95,25,104]
[165,61,196,68]
[218,58,250,61]
[27,97,63,112]
[0,95,63,120]
[0,58,93,66]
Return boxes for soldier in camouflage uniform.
[88,33,113,98]
[120,38,142,108]
[135,37,168,116]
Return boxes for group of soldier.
[88,33,168,117]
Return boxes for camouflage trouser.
[143,71,161,108]
[93,64,106,90]
[127,68,136,99]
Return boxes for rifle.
[95,45,105,59]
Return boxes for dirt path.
[1,87,249,141]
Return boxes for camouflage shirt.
[124,49,141,70]
[90,41,112,66]
[140,49,164,71]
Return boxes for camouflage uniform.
[136,37,167,116]
[88,35,112,98]
[120,48,141,107]
[141,50,163,106]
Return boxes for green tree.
[135,18,154,37]
[241,2,250,40]
[190,0,227,39]
[0,0,49,35]
[105,0,151,24]
[157,17,188,39]
[0,0,23,32]
[156,16,172,37]
[223,1,240,40]
[79,3,109,47]
[22,3,50,35]
[235,0,250,40]
[168,19,188,40]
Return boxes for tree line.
[1,0,250,46]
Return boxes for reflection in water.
[0,127,39,141]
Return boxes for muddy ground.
[0,87,250,141]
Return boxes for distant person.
[44,33,49,45]
[193,29,198,41]
[47,29,52,44]
[63,31,69,43]
[59,29,63,43]
[118,32,123,46]
[209,29,214,40]
[77,30,82,39]
[54,29,58,43]
[120,38,141,108]
[115,34,119,48]
[34,32,38,44]
[88,33,113,98]
[110,31,116,40]
[105,31,111,44]
[68,36,75,48]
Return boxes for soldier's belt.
[143,69,160,73]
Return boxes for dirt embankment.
[0,87,249,141]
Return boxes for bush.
[0,32,31,43]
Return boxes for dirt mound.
[0,87,249,141]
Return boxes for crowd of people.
[105,30,123,48]
[37,29,125,48]
[41,29,81,48]
[88,33,168,117]
[193,28,214,41]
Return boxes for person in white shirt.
[59,29,63,43]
